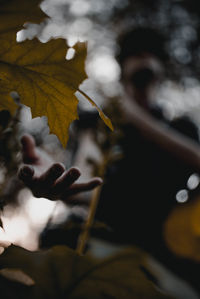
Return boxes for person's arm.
[18,135,102,204]
[122,100,200,171]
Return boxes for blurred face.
[121,54,164,108]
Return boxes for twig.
[76,184,102,255]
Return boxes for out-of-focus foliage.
[0,110,22,209]
[0,244,172,299]
[0,273,30,299]
[164,196,200,262]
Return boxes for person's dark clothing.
[96,110,199,252]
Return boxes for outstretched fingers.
[39,163,65,186]
[50,167,81,194]
[18,161,103,203]
[18,163,66,198]
[60,177,103,202]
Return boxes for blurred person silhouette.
[95,27,200,254]
[92,28,200,295]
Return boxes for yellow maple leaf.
[0,34,87,146]
[0,1,113,146]
[0,34,113,146]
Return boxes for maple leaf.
[0,35,113,147]
[0,34,88,146]
[0,245,172,299]
[0,0,113,146]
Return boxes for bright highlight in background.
[87,54,120,84]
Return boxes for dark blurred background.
[16,0,200,124]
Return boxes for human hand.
[18,135,102,204]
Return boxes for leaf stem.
[77,88,114,131]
